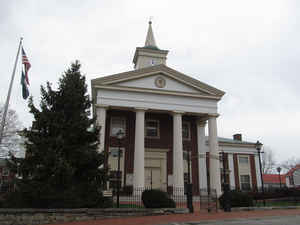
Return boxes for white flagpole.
[0,37,23,146]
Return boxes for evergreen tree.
[6,61,108,208]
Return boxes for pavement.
[50,208,300,225]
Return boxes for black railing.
[199,188,218,212]
[108,186,188,209]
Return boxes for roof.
[91,64,225,98]
[286,164,300,177]
[263,174,286,184]
[144,21,158,49]
[217,137,255,145]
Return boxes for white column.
[96,106,107,153]
[255,154,262,189]
[173,112,184,188]
[228,153,236,190]
[208,114,222,197]
[133,108,146,190]
[197,119,207,190]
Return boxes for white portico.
[91,21,225,196]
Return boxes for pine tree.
[6,61,108,208]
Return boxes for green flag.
[21,71,29,99]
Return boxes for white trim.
[94,85,221,100]
[110,116,126,137]
[100,70,218,96]
[237,155,252,191]
[100,96,218,110]
[145,119,160,138]
[182,121,191,140]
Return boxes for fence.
[110,186,188,209]
[251,187,300,207]
[199,189,218,212]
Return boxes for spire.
[144,20,158,49]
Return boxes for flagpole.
[0,37,23,146]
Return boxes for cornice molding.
[93,85,221,100]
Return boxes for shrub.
[219,190,254,208]
[142,189,176,208]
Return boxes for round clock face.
[155,76,166,88]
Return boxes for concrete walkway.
[49,208,300,225]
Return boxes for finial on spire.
[149,16,153,25]
[145,18,157,48]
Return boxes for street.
[161,215,300,225]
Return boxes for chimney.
[233,134,242,141]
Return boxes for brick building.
[91,21,261,196]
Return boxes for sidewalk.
[50,208,300,225]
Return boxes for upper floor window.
[110,117,126,137]
[238,156,249,165]
[2,168,9,177]
[182,122,190,140]
[145,120,159,138]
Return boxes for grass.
[255,200,300,207]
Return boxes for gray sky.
[1,0,299,163]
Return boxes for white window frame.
[182,121,191,140]
[2,168,9,177]
[145,119,160,138]
[240,174,251,191]
[237,155,252,191]
[238,155,249,165]
[110,117,126,137]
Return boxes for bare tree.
[261,146,276,174]
[0,104,23,157]
[280,157,300,171]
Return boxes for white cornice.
[93,85,221,100]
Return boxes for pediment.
[91,64,225,99]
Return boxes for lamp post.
[186,148,194,213]
[116,129,125,208]
[220,150,231,212]
[255,140,265,206]
[277,167,282,189]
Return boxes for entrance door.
[145,168,161,189]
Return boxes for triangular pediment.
[91,64,225,99]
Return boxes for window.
[109,170,122,189]
[109,147,124,158]
[2,168,9,177]
[238,156,249,165]
[240,175,251,191]
[145,120,159,138]
[182,122,190,140]
[110,117,126,137]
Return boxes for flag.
[21,71,29,99]
[22,47,31,85]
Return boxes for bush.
[142,189,176,208]
[219,190,254,208]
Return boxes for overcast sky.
[1,0,299,163]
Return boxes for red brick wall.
[233,154,240,190]
[250,155,258,190]
[105,110,200,192]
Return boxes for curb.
[231,205,300,212]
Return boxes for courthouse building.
[91,22,262,196]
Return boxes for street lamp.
[255,140,265,206]
[277,167,282,189]
[116,129,125,208]
[186,148,194,213]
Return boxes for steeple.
[133,21,169,70]
[144,21,158,49]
